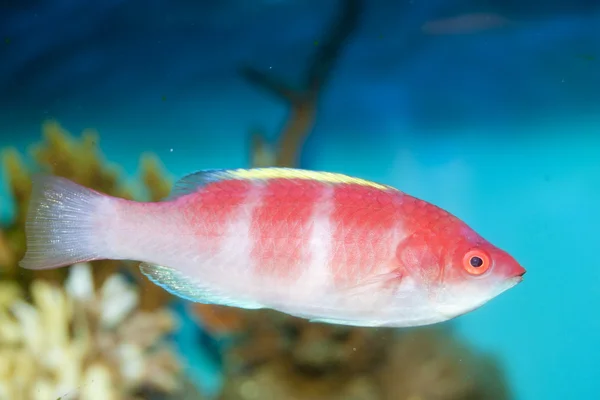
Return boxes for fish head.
[429,223,526,319]
[391,214,524,326]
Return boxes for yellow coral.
[138,152,173,202]
[32,120,130,199]
[0,120,175,310]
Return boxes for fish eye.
[462,249,491,275]
[470,256,483,267]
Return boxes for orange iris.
[462,249,491,275]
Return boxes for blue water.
[1,1,599,399]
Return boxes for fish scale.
[330,184,401,285]
[19,167,526,328]
[182,179,252,241]
[250,178,326,282]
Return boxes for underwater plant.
[0,263,181,400]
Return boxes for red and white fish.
[20,168,525,327]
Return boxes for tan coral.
[0,120,176,310]
[0,230,13,271]
[138,152,174,202]
[0,263,182,400]
[0,148,30,278]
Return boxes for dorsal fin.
[165,169,232,200]
[166,167,395,200]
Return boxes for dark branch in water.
[304,0,362,96]
[242,0,364,168]
[239,66,302,105]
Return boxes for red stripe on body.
[330,184,403,286]
[393,194,458,284]
[179,180,254,255]
[398,195,454,235]
[250,179,324,282]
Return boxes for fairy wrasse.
[19,168,525,327]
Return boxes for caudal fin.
[19,175,111,270]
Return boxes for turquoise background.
[1,1,599,399]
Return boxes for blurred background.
[0,0,599,399]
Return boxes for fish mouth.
[513,265,526,280]
[511,270,526,284]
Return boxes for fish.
[19,167,526,328]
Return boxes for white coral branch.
[0,262,181,400]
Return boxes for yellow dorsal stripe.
[227,168,395,191]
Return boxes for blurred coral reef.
[219,319,510,400]
[0,263,182,400]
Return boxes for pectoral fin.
[337,268,404,298]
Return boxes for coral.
[0,230,14,269]
[217,316,511,400]
[0,148,33,278]
[0,263,182,400]
[376,327,511,400]
[0,120,175,310]
[138,153,174,202]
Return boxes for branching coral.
[0,120,174,310]
[0,263,181,400]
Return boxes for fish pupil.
[470,256,483,268]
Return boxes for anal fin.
[308,317,384,327]
[139,262,263,309]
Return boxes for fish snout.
[508,263,526,283]
[496,250,526,281]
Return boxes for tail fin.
[19,175,111,270]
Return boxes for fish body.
[20,168,525,327]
